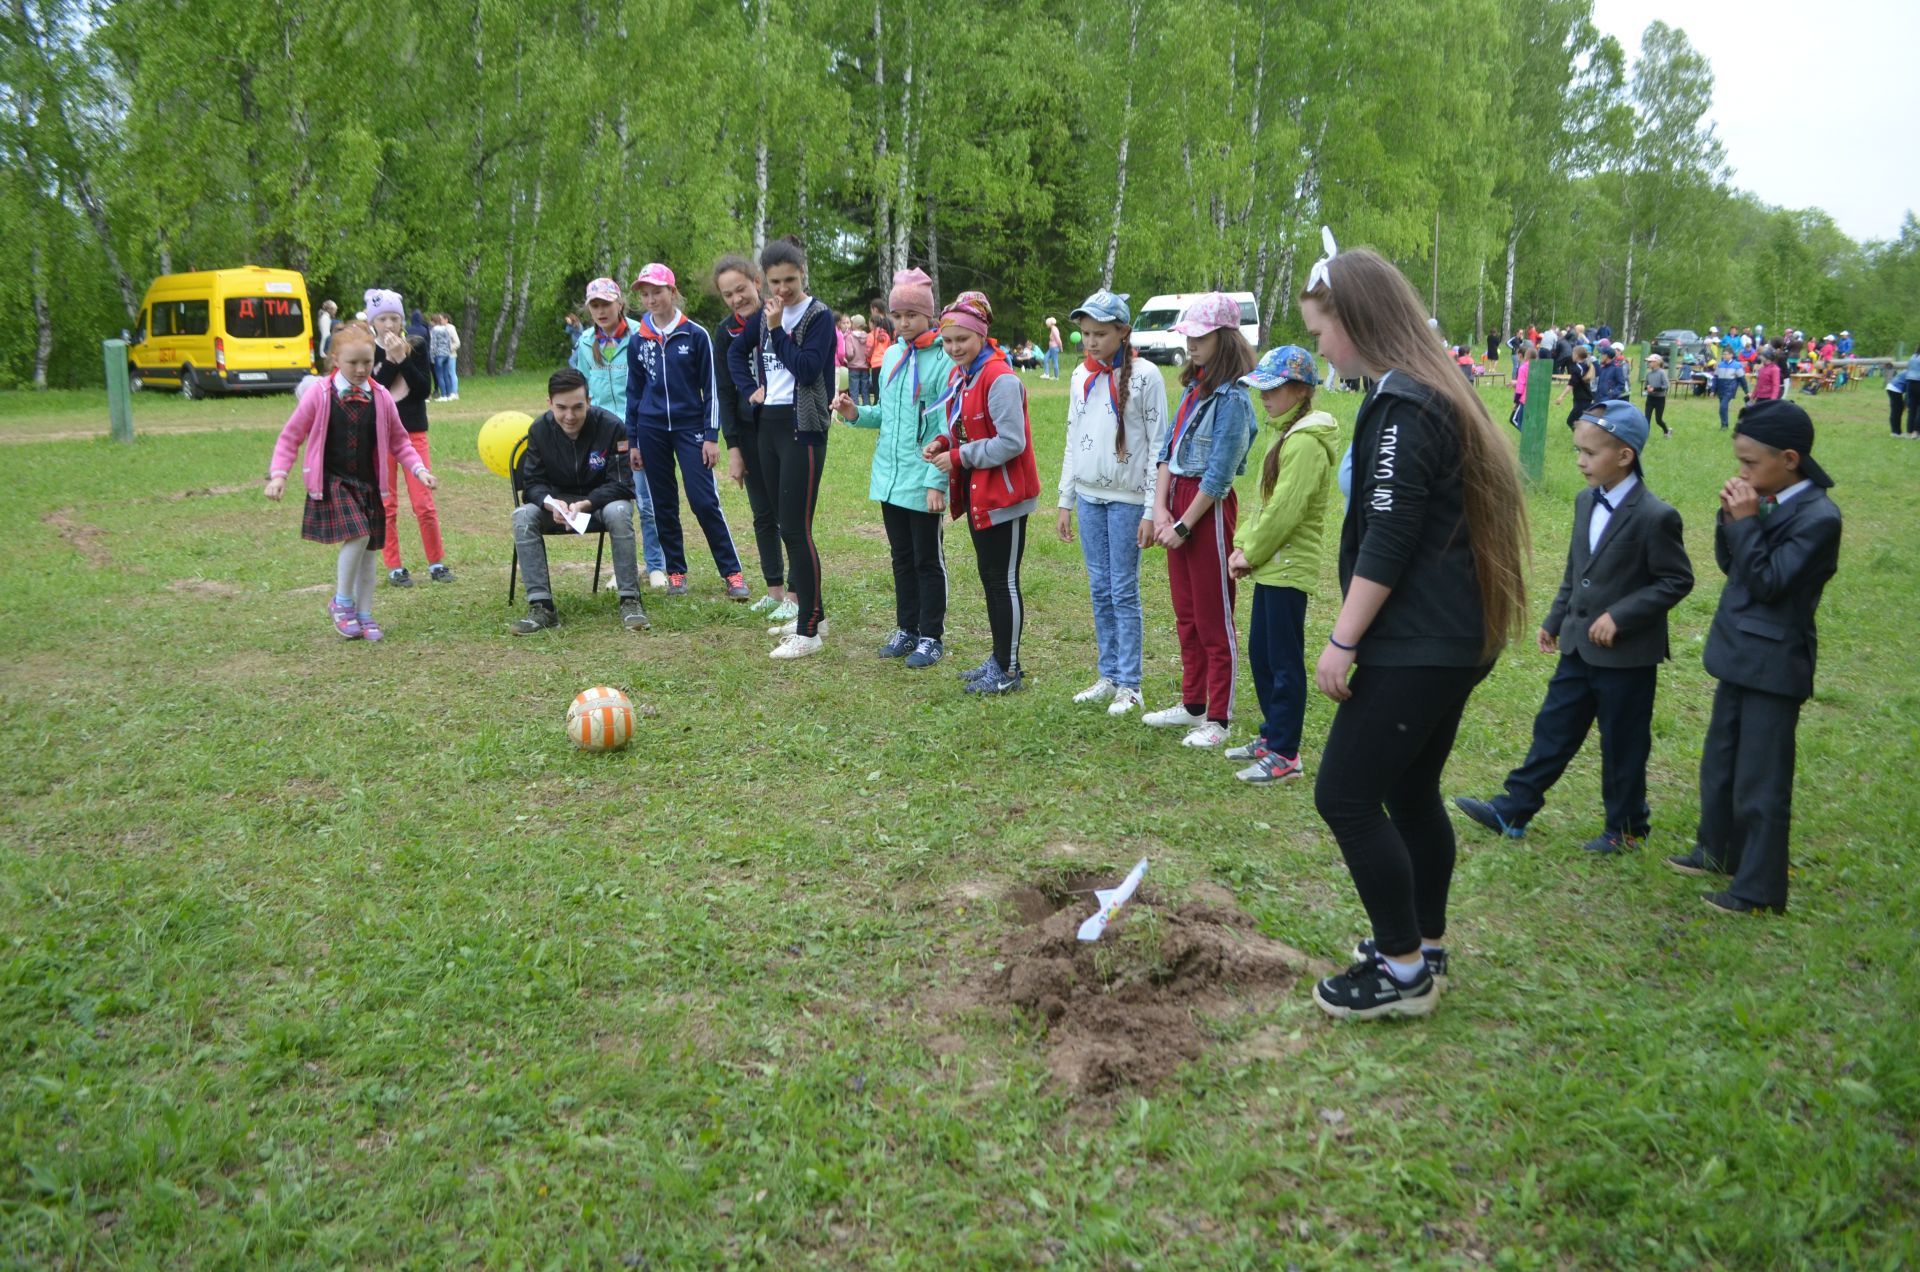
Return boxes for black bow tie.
[1594,490,1613,512]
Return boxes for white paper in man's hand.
[543,496,590,534]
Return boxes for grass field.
[2,365,1916,1268]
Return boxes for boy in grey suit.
[1667,400,1842,914]
[1457,401,1694,853]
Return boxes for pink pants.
[382,431,445,569]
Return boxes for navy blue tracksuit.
[625,313,742,578]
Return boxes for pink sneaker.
[330,600,363,639]
[358,615,384,642]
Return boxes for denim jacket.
[1159,382,1256,499]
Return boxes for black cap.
[1734,399,1833,488]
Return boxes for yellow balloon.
[477,410,534,478]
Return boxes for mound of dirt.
[969,875,1309,1094]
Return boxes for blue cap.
[1069,289,1130,325]
[1579,399,1649,465]
[1240,344,1320,390]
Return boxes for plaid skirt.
[300,474,386,548]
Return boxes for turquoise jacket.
[847,335,954,511]
[569,318,641,416]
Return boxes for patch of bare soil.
[168,485,251,501]
[167,578,242,598]
[43,507,109,566]
[964,874,1308,1095]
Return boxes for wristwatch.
[1173,521,1191,540]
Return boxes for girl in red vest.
[923,292,1041,694]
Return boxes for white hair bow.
[1307,226,1338,293]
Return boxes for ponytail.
[1111,329,1135,460]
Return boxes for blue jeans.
[1716,387,1739,428]
[1249,584,1308,757]
[632,459,665,574]
[1076,496,1145,689]
[432,354,458,398]
[1044,348,1060,378]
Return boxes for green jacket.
[848,336,954,511]
[1234,409,1340,593]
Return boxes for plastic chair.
[506,434,606,604]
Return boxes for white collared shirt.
[1590,473,1637,553]
[1772,478,1813,507]
[332,371,373,398]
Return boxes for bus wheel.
[178,366,204,401]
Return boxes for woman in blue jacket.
[625,263,748,600]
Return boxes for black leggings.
[1892,390,1910,436]
[969,514,1027,674]
[881,500,947,640]
[757,408,827,637]
[1646,392,1667,431]
[1313,662,1491,957]
[733,416,784,586]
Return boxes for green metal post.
[103,339,134,443]
[1520,353,1552,484]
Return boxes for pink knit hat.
[632,263,676,289]
[584,277,623,304]
[1171,292,1244,337]
[889,268,937,320]
[940,291,993,338]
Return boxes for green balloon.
[1070,330,1082,345]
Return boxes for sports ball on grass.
[567,685,635,752]
[478,410,535,478]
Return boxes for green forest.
[3,0,1916,389]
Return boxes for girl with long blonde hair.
[1299,236,1528,1022]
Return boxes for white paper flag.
[1076,857,1149,942]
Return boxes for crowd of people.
[267,235,1845,1023]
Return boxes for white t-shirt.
[762,297,814,407]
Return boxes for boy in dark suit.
[1457,400,1694,852]
[1667,400,1842,914]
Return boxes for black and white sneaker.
[1313,957,1439,1020]
[1351,938,1448,981]
[618,597,650,631]
[877,628,916,658]
[388,567,414,588]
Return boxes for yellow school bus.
[128,266,315,398]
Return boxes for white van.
[1129,292,1261,366]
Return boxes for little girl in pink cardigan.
[265,324,436,640]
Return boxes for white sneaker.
[1142,703,1205,729]
[768,618,829,638]
[648,570,669,590]
[1073,677,1117,704]
[1182,721,1230,748]
[1108,687,1144,716]
[770,632,825,659]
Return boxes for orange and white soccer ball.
[567,685,635,752]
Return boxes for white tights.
[334,537,380,615]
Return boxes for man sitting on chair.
[511,368,650,635]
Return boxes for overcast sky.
[1590,0,1909,243]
